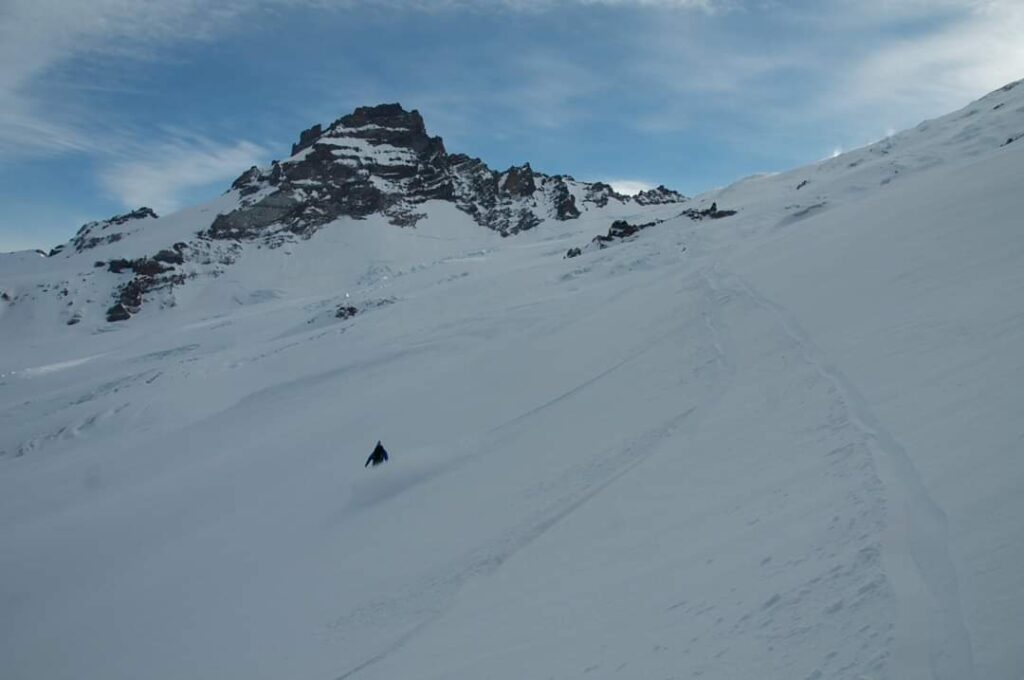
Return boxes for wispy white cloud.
[3,0,1017,162]
[835,0,1024,124]
[98,136,267,213]
[612,0,1024,147]
[0,0,722,158]
[1,0,1021,229]
[0,0,253,156]
[605,179,654,195]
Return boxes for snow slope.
[2,81,1023,680]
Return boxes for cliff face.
[212,103,684,241]
[8,103,689,325]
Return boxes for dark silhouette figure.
[365,440,390,467]
[709,201,718,213]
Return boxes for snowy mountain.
[2,81,1023,680]
[2,103,677,327]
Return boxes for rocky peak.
[500,164,538,197]
[292,104,442,159]
[581,182,625,208]
[211,103,454,240]
[338,103,426,133]
[634,185,688,205]
[110,207,159,225]
[64,207,159,255]
[291,124,322,156]
[209,103,678,243]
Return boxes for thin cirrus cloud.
[98,137,268,214]
[5,2,1016,158]
[0,0,243,156]
[835,1,1024,119]
[0,0,719,217]
[0,0,720,154]
[1,0,1022,233]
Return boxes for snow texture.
[2,80,1023,680]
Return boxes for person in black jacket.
[365,440,389,467]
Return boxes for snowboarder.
[709,201,718,213]
[365,440,389,467]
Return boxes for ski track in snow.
[713,264,975,680]
[329,407,699,679]
[684,265,893,679]
[5,84,1024,680]
[329,260,895,679]
[323,266,738,678]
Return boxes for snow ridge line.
[487,325,686,438]
[716,265,974,680]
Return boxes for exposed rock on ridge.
[34,103,689,323]
[634,185,688,205]
[58,207,159,256]
[210,104,452,241]
[210,103,685,241]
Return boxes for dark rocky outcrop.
[71,208,157,253]
[106,303,133,322]
[66,104,689,324]
[110,207,158,225]
[210,104,453,241]
[291,124,323,156]
[231,166,265,197]
[449,155,540,236]
[593,219,660,246]
[550,179,581,220]
[564,201,733,259]
[102,247,193,322]
[500,164,537,197]
[105,268,187,323]
[582,182,624,207]
[209,103,651,242]
[565,218,665,258]
[107,257,171,276]
[633,185,687,205]
[448,158,586,235]
[679,203,737,220]
[153,249,185,265]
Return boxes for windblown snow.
[2,81,1023,680]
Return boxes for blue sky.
[1,0,1022,251]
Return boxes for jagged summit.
[215,102,684,242]
[634,185,687,205]
[291,103,436,156]
[12,75,1024,330]
[217,102,452,239]
[5,103,687,324]
[48,207,159,257]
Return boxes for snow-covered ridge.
[2,80,1023,680]
[693,77,1024,235]
[2,104,686,327]
[222,103,666,240]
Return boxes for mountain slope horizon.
[3,101,688,325]
[2,78,1023,680]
